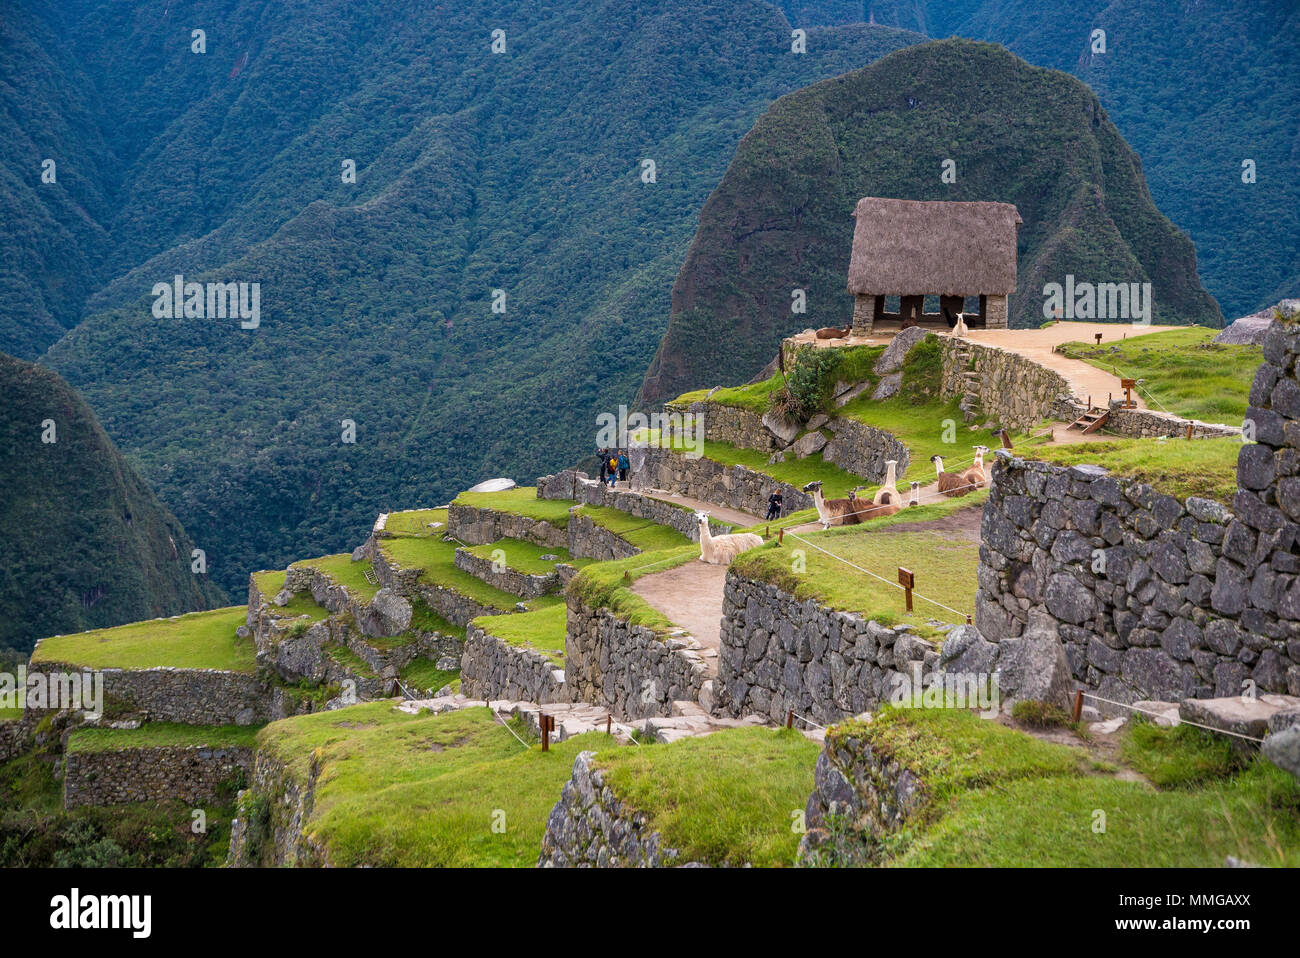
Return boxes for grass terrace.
[398,658,459,693]
[573,504,692,552]
[672,344,886,415]
[451,488,575,526]
[877,712,1300,868]
[567,545,700,632]
[66,722,262,754]
[251,570,329,621]
[291,554,380,602]
[471,604,567,664]
[383,508,450,537]
[593,727,820,866]
[378,535,520,613]
[31,607,255,673]
[837,395,1007,479]
[1028,437,1241,506]
[250,702,615,866]
[1057,327,1257,424]
[730,519,981,636]
[647,431,862,498]
[463,538,595,575]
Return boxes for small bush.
[1011,700,1073,729]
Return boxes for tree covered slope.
[637,38,1222,405]
[0,353,226,654]
[18,0,920,598]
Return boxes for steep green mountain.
[0,353,226,654]
[637,39,1222,405]
[23,0,921,598]
[781,0,1300,319]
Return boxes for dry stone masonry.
[64,744,253,809]
[629,444,812,517]
[537,469,732,541]
[716,573,942,724]
[460,623,568,704]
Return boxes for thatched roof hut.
[847,198,1021,296]
[846,197,1022,333]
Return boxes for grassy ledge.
[67,722,263,753]
[1028,437,1241,506]
[572,505,692,552]
[464,538,594,575]
[31,607,256,673]
[451,488,575,527]
[565,546,700,633]
[593,727,821,867]
[471,604,567,664]
[251,570,330,621]
[291,554,380,602]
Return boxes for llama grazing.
[931,455,975,497]
[872,459,900,506]
[815,324,851,340]
[696,512,763,566]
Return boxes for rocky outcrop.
[716,572,942,724]
[64,744,253,809]
[228,750,327,867]
[1214,301,1299,345]
[565,596,708,719]
[460,623,568,704]
[538,750,690,867]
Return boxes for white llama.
[696,512,764,565]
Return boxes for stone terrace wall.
[446,504,569,550]
[977,451,1300,708]
[628,445,812,518]
[64,744,253,809]
[565,512,641,562]
[32,662,271,725]
[537,470,733,541]
[1104,403,1240,440]
[370,542,506,627]
[716,573,940,725]
[681,400,778,452]
[565,596,707,719]
[453,548,558,598]
[538,750,690,867]
[0,715,37,762]
[228,750,327,867]
[460,624,569,704]
[940,337,1072,432]
[822,418,909,482]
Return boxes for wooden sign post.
[540,714,555,751]
[1120,378,1136,409]
[1094,333,1103,345]
[898,567,914,613]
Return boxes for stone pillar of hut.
[851,294,876,335]
[984,294,1009,329]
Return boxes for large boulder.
[874,326,934,375]
[762,409,802,445]
[1262,726,1300,780]
[1212,300,1298,345]
[1178,693,1300,742]
[788,431,828,459]
[939,625,998,676]
[993,613,1074,708]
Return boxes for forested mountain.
[15,0,920,597]
[0,353,226,654]
[778,0,1300,319]
[637,39,1222,404]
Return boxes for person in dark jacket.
[597,448,609,483]
[617,450,629,483]
[765,490,783,521]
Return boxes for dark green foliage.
[783,348,842,419]
[16,0,921,602]
[0,353,225,654]
[639,38,1225,405]
[898,338,943,404]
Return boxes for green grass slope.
[638,37,1223,405]
[31,607,254,673]
[0,352,226,655]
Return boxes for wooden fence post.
[898,567,914,612]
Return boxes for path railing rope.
[1072,691,1266,744]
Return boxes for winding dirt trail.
[629,560,728,673]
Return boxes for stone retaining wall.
[538,750,689,867]
[715,573,940,724]
[370,541,507,627]
[446,504,569,550]
[64,744,253,809]
[537,470,733,541]
[628,445,811,518]
[33,661,271,726]
[940,337,1072,432]
[453,548,559,598]
[0,715,36,762]
[565,596,707,719]
[566,512,641,562]
[976,451,1300,710]
[460,624,568,704]
[1104,403,1240,439]
[822,418,909,482]
[288,561,412,638]
[798,721,925,866]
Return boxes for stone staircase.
[956,345,980,421]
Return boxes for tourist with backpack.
[617,450,629,483]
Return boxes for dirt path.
[635,489,761,529]
[629,560,727,670]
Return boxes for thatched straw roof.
[846,197,1021,296]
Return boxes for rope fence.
[1073,691,1266,744]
